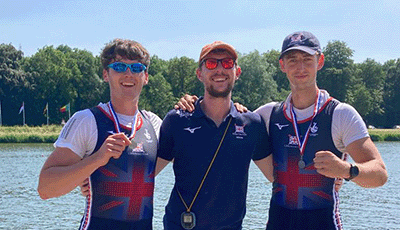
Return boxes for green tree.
[21,46,76,124]
[63,47,106,110]
[234,50,277,110]
[0,43,33,125]
[164,57,199,98]
[318,41,355,102]
[139,72,176,118]
[263,49,290,101]
[351,59,385,126]
[383,59,400,127]
[148,55,168,77]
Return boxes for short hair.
[101,39,150,71]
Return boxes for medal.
[129,141,137,149]
[108,102,141,145]
[181,211,196,229]
[290,90,322,169]
[298,159,306,169]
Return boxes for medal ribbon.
[108,101,141,140]
[290,90,322,159]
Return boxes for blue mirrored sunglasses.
[108,62,147,73]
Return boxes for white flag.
[19,102,24,114]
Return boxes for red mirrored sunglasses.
[201,58,235,70]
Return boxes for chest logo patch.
[310,122,318,134]
[184,126,202,133]
[232,124,247,139]
[128,142,147,155]
[144,129,151,139]
[288,134,299,146]
[275,123,290,130]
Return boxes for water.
[0,142,399,230]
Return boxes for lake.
[0,142,399,230]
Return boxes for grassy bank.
[0,126,399,143]
[368,128,400,141]
[0,125,62,143]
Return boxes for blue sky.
[1,0,399,64]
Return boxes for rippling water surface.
[0,142,399,229]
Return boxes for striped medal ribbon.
[290,90,322,169]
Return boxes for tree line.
[1,41,399,128]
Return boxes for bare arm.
[314,137,388,188]
[344,137,387,187]
[38,133,130,199]
[253,155,274,183]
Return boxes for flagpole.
[0,100,2,126]
[46,103,49,125]
[23,102,25,126]
[68,102,71,120]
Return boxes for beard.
[205,82,234,98]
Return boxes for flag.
[60,103,70,113]
[43,103,48,115]
[19,102,24,114]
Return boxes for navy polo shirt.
[158,98,271,230]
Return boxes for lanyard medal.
[289,90,322,169]
[177,117,232,229]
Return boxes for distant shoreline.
[0,125,61,143]
[0,126,399,143]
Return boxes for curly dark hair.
[101,38,150,71]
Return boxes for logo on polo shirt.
[176,110,193,118]
[275,123,290,130]
[184,126,202,133]
[232,124,247,139]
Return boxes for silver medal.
[298,160,306,169]
[130,141,137,149]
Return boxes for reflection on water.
[0,143,399,230]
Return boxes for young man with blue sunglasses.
[38,39,162,230]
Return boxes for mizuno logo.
[275,123,290,130]
[184,126,202,133]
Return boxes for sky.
[1,0,399,64]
